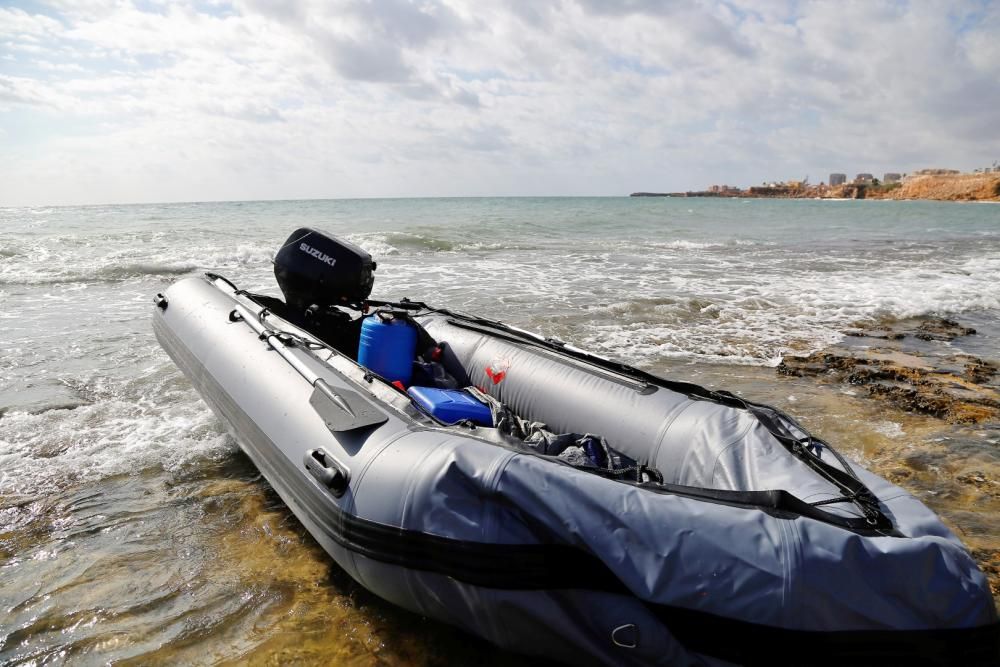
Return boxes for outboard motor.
[272,228,376,356]
[274,227,376,311]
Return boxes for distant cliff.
[866,173,1000,202]
[633,173,1000,202]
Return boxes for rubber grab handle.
[304,448,350,497]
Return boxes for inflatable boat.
[153,229,999,666]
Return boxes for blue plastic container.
[407,387,494,426]
[358,313,418,384]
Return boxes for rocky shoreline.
[778,318,999,424]
[632,172,1000,202]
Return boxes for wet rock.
[965,358,997,384]
[0,380,91,418]
[884,468,914,485]
[778,317,1000,424]
[970,548,1000,598]
[956,471,1000,497]
[914,318,976,341]
[843,328,905,340]
[841,317,976,343]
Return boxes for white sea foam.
[650,240,724,250]
[638,239,761,250]
[0,362,236,498]
[347,233,401,256]
[0,242,274,286]
[872,421,905,439]
[347,231,536,256]
[377,242,1000,366]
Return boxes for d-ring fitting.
[611,623,638,649]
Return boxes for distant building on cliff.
[914,168,960,176]
[883,173,901,183]
[829,173,847,186]
[854,173,874,185]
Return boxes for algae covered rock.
[778,317,1000,424]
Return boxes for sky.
[1,0,999,206]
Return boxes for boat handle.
[611,623,638,649]
[304,448,350,497]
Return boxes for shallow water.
[1,197,998,663]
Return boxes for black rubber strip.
[631,482,901,536]
[650,604,1000,666]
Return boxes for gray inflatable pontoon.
[154,269,998,666]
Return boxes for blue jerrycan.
[358,311,418,384]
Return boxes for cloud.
[345,0,460,48]
[0,6,64,38]
[237,0,461,84]
[448,123,512,153]
[0,0,998,206]
[576,0,670,15]
[0,74,72,108]
[200,100,285,123]
[322,35,413,82]
[448,85,480,108]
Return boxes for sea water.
[1,197,998,663]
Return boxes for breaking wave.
[94,262,199,279]
[0,244,273,286]
[348,231,537,257]
[0,364,235,499]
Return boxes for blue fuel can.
[358,312,418,385]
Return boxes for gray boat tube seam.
[648,399,696,477]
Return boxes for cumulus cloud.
[0,0,998,205]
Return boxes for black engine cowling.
[274,228,376,310]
